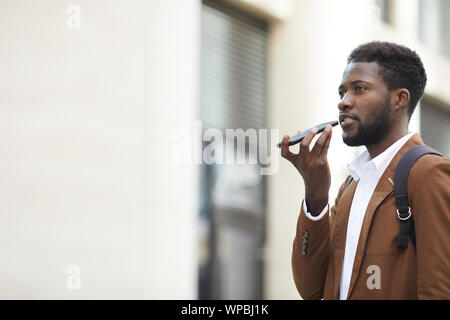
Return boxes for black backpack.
[343,145,443,249]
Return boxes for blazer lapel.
[345,133,424,299]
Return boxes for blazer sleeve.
[409,155,450,299]
[291,178,349,300]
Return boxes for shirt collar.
[348,132,415,181]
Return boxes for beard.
[342,94,392,147]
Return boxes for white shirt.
[302,132,415,299]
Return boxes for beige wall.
[0,0,200,298]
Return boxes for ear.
[392,88,410,113]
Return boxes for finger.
[280,134,297,161]
[299,127,318,155]
[295,130,304,153]
[311,125,332,157]
[319,125,333,160]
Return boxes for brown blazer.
[292,134,450,299]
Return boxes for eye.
[338,90,345,99]
[354,86,366,93]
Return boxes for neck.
[366,126,408,159]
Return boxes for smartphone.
[277,120,339,148]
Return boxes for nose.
[338,92,352,112]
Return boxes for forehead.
[340,61,382,85]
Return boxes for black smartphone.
[277,120,339,148]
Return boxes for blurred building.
[0,0,449,299]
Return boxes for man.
[281,41,450,300]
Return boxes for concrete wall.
[0,0,200,299]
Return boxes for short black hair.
[347,41,427,119]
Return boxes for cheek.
[360,96,389,124]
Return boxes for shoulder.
[409,154,450,190]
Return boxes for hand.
[280,124,333,215]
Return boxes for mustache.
[339,112,360,123]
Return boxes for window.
[420,98,450,157]
[375,0,394,25]
[199,0,268,299]
[419,0,450,59]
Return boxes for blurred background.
[0,0,449,299]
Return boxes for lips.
[339,113,358,128]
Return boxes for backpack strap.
[394,145,443,249]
